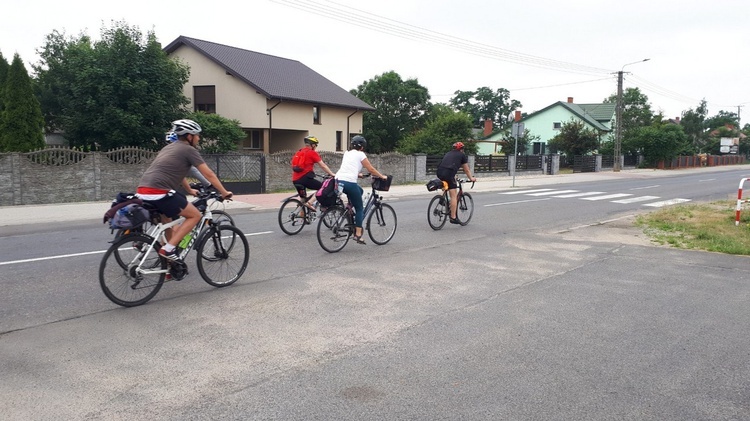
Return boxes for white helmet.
[171,119,202,136]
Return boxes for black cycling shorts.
[436,167,458,190]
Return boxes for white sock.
[163,244,176,252]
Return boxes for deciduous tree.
[547,120,600,164]
[398,104,474,155]
[350,71,430,153]
[187,111,245,154]
[33,22,190,150]
[450,86,521,129]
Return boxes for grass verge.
[635,200,750,255]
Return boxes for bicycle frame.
[130,208,216,277]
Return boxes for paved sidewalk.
[0,167,738,228]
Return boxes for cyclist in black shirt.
[436,142,477,224]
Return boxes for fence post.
[413,153,427,182]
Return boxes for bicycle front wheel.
[367,203,397,245]
[427,195,448,230]
[317,206,350,253]
[196,225,249,287]
[278,198,307,235]
[99,234,165,307]
[456,192,474,226]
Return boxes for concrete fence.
[0,147,561,206]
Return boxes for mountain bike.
[99,191,249,307]
[277,174,330,235]
[427,178,475,230]
[316,176,397,253]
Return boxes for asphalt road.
[2,168,750,420]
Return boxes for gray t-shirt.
[138,141,206,191]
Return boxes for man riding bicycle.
[136,119,233,261]
[291,135,336,210]
[437,141,477,224]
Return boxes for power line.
[271,0,614,76]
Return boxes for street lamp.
[614,58,650,172]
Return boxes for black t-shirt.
[437,149,468,172]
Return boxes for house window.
[553,122,562,130]
[194,86,216,113]
[336,131,342,151]
[242,130,262,150]
[313,105,321,125]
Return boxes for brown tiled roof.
[164,36,374,111]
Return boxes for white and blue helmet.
[171,119,202,136]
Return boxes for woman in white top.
[335,135,387,245]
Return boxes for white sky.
[3,0,749,125]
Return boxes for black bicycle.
[277,175,331,235]
[427,178,475,230]
[316,176,397,253]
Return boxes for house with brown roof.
[164,36,375,153]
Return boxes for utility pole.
[613,59,650,172]
[614,70,624,172]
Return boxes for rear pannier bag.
[316,177,339,208]
[426,178,443,192]
[110,203,150,229]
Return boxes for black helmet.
[351,135,367,150]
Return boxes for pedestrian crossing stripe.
[527,190,579,196]
[501,189,555,194]
[643,199,691,207]
[553,191,605,198]
[498,188,691,207]
[611,196,660,204]
[582,193,633,201]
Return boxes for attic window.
[313,105,321,125]
[194,86,216,114]
[553,122,562,130]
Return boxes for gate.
[203,153,265,194]
[573,155,597,173]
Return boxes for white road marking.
[553,191,606,198]
[611,196,660,204]
[0,231,273,266]
[484,198,551,207]
[500,189,555,195]
[527,190,579,196]
[643,199,692,207]
[581,193,633,201]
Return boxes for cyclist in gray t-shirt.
[137,119,232,261]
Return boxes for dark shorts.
[437,167,458,189]
[143,191,188,219]
[293,172,323,197]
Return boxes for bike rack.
[735,178,750,226]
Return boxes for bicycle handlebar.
[456,178,475,189]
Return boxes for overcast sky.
[4,0,748,125]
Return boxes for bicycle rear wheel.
[196,225,249,287]
[367,203,397,245]
[427,195,448,230]
[99,234,165,307]
[278,198,308,235]
[317,206,351,253]
[456,192,474,226]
